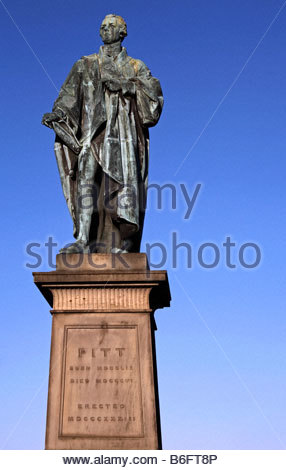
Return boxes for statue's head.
[100,14,127,44]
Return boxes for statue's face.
[100,17,122,44]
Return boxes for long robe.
[52,46,163,248]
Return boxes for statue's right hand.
[41,112,61,128]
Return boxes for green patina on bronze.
[42,14,163,254]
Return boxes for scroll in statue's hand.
[41,112,62,129]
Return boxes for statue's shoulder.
[80,53,99,64]
[69,53,99,73]
[82,52,99,60]
[128,56,147,75]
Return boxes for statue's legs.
[76,148,98,246]
[93,172,122,253]
[63,147,140,254]
[75,149,122,253]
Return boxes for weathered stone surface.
[45,312,158,449]
[33,254,170,449]
[60,323,143,438]
[56,252,149,271]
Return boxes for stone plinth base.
[33,253,170,450]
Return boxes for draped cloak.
[52,46,163,245]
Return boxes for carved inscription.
[59,325,143,438]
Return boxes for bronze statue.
[42,14,163,253]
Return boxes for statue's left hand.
[122,80,136,96]
[103,79,122,92]
[102,78,136,95]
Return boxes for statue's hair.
[103,14,127,39]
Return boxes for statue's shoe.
[111,247,129,254]
[59,240,88,254]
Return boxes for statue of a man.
[42,14,163,253]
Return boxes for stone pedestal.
[33,253,170,450]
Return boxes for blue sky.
[0,0,286,449]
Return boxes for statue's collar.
[99,45,127,61]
